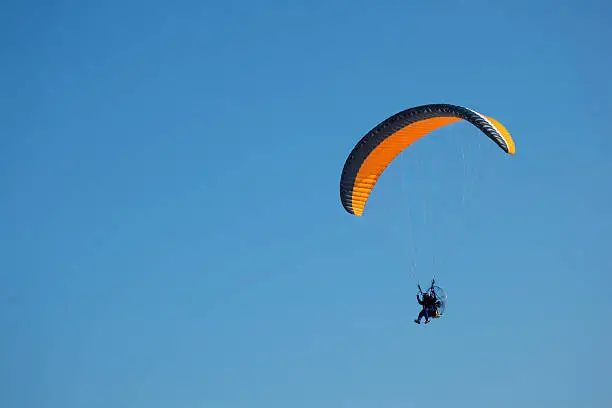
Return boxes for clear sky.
[2,1,611,407]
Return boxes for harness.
[419,281,440,318]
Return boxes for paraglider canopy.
[339,103,515,216]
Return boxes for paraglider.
[338,103,515,325]
[414,279,446,324]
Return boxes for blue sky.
[2,0,611,407]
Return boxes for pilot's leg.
[415,309,425,324]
